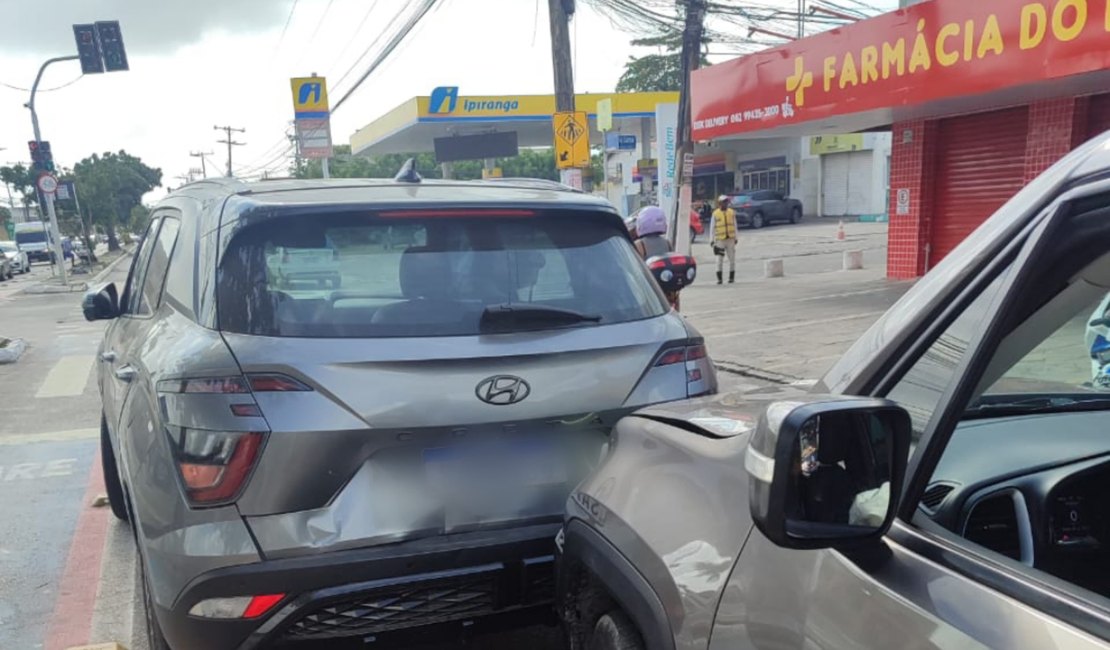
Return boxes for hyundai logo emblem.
[476,375,531,405]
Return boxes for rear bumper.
[155,523,560,649]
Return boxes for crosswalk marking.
[0,428,98,446]
[36,355,96,399]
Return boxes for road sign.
[597,99,613,132]
[37,174,58,195]
[290,77,330,118]
[553,111,589,170]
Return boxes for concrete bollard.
[764,259,784,278]
[843,249,864,270]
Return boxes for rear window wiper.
[964,395,1110,418]
[480,303,601,333]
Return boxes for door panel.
[711,524,1103,649]
[932,108,1028,266]
[822,154,850,217]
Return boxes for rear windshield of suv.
[217,211,669,337]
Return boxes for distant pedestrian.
[61,237,75,269]
[710,195,738,284]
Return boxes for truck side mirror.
[746,396,911,550]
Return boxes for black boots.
[729,271,735,283]
[716,271,723,284]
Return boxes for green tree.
[0,164,38,220]
[615,32,710,93]
[72,151,162,252]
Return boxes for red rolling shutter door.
[932,107,1029,266]
[1087,93,1110,141]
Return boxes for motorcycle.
[646,252,697,311]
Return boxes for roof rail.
[168,176,253,195]
[479,177,583,193]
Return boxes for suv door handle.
[99,351,117,362]
[113,364,137,382]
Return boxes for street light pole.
[26,55,77,286]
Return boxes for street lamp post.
[25,55,78,285]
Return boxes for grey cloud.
[0,0,293,55]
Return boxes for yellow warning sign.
[553,111,589,169]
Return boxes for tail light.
[654,342,711,397]
[171,428,264,505]
[156,374,313,506]
[377,209,535,218]
[742,202,754,209]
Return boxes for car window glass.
[217,213,668,338]
[884,266,1011,442]
[136,218,181,315]
[921,252,1110,593]
[123,218,162,315]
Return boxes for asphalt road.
[0,219,911,650]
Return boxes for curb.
[90,247,134,286]
[0,338,27,364]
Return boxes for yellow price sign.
[553,111,589,169]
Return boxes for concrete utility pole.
[214,125,246,177]
[189,150,213,178]
[547,0,576,113]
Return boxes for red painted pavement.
[44,450,110,650]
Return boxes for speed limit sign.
[36,173,58,195]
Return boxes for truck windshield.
[15,232,46,245]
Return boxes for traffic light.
[72,24,104,74]
[95,21,129,72]
[28,141,55,173]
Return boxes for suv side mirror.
[746,396,911,550]
[83,282,120,321]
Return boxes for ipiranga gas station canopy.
[349,88,678,157]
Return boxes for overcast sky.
[0,0,671,202]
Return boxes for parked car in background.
[727,189,803,229]
[557,131,1110,650]
[83,174,715,650]
[0,241,30,274]
[265,244,342,289]
[0,254,11,280]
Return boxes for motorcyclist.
[634,205,680,310]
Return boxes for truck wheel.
[587,611,644,650]
[790,207,802,224]
[751,212,765,229]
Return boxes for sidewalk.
[680,221,913,387]
[22,246,133,296]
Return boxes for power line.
[294,0,338,69]
[0,74,84,93]
[273,0,301,55]
[331,1,413,92]
[326,0,383,75]
[332,0,441,113]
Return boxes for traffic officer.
[710,195,738,284]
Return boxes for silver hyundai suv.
[83,174,716,649]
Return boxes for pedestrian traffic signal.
[28,141,55,173]
[95,21,129,72]
[72,24,104,75]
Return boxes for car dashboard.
[922,410,1110,595]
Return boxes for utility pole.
[190,150,213,178]
[547,0,575,113]
[213,125,246,177]
[672,0,708,250]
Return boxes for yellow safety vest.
[713,208,736,241]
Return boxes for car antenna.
[394,158,422,183]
